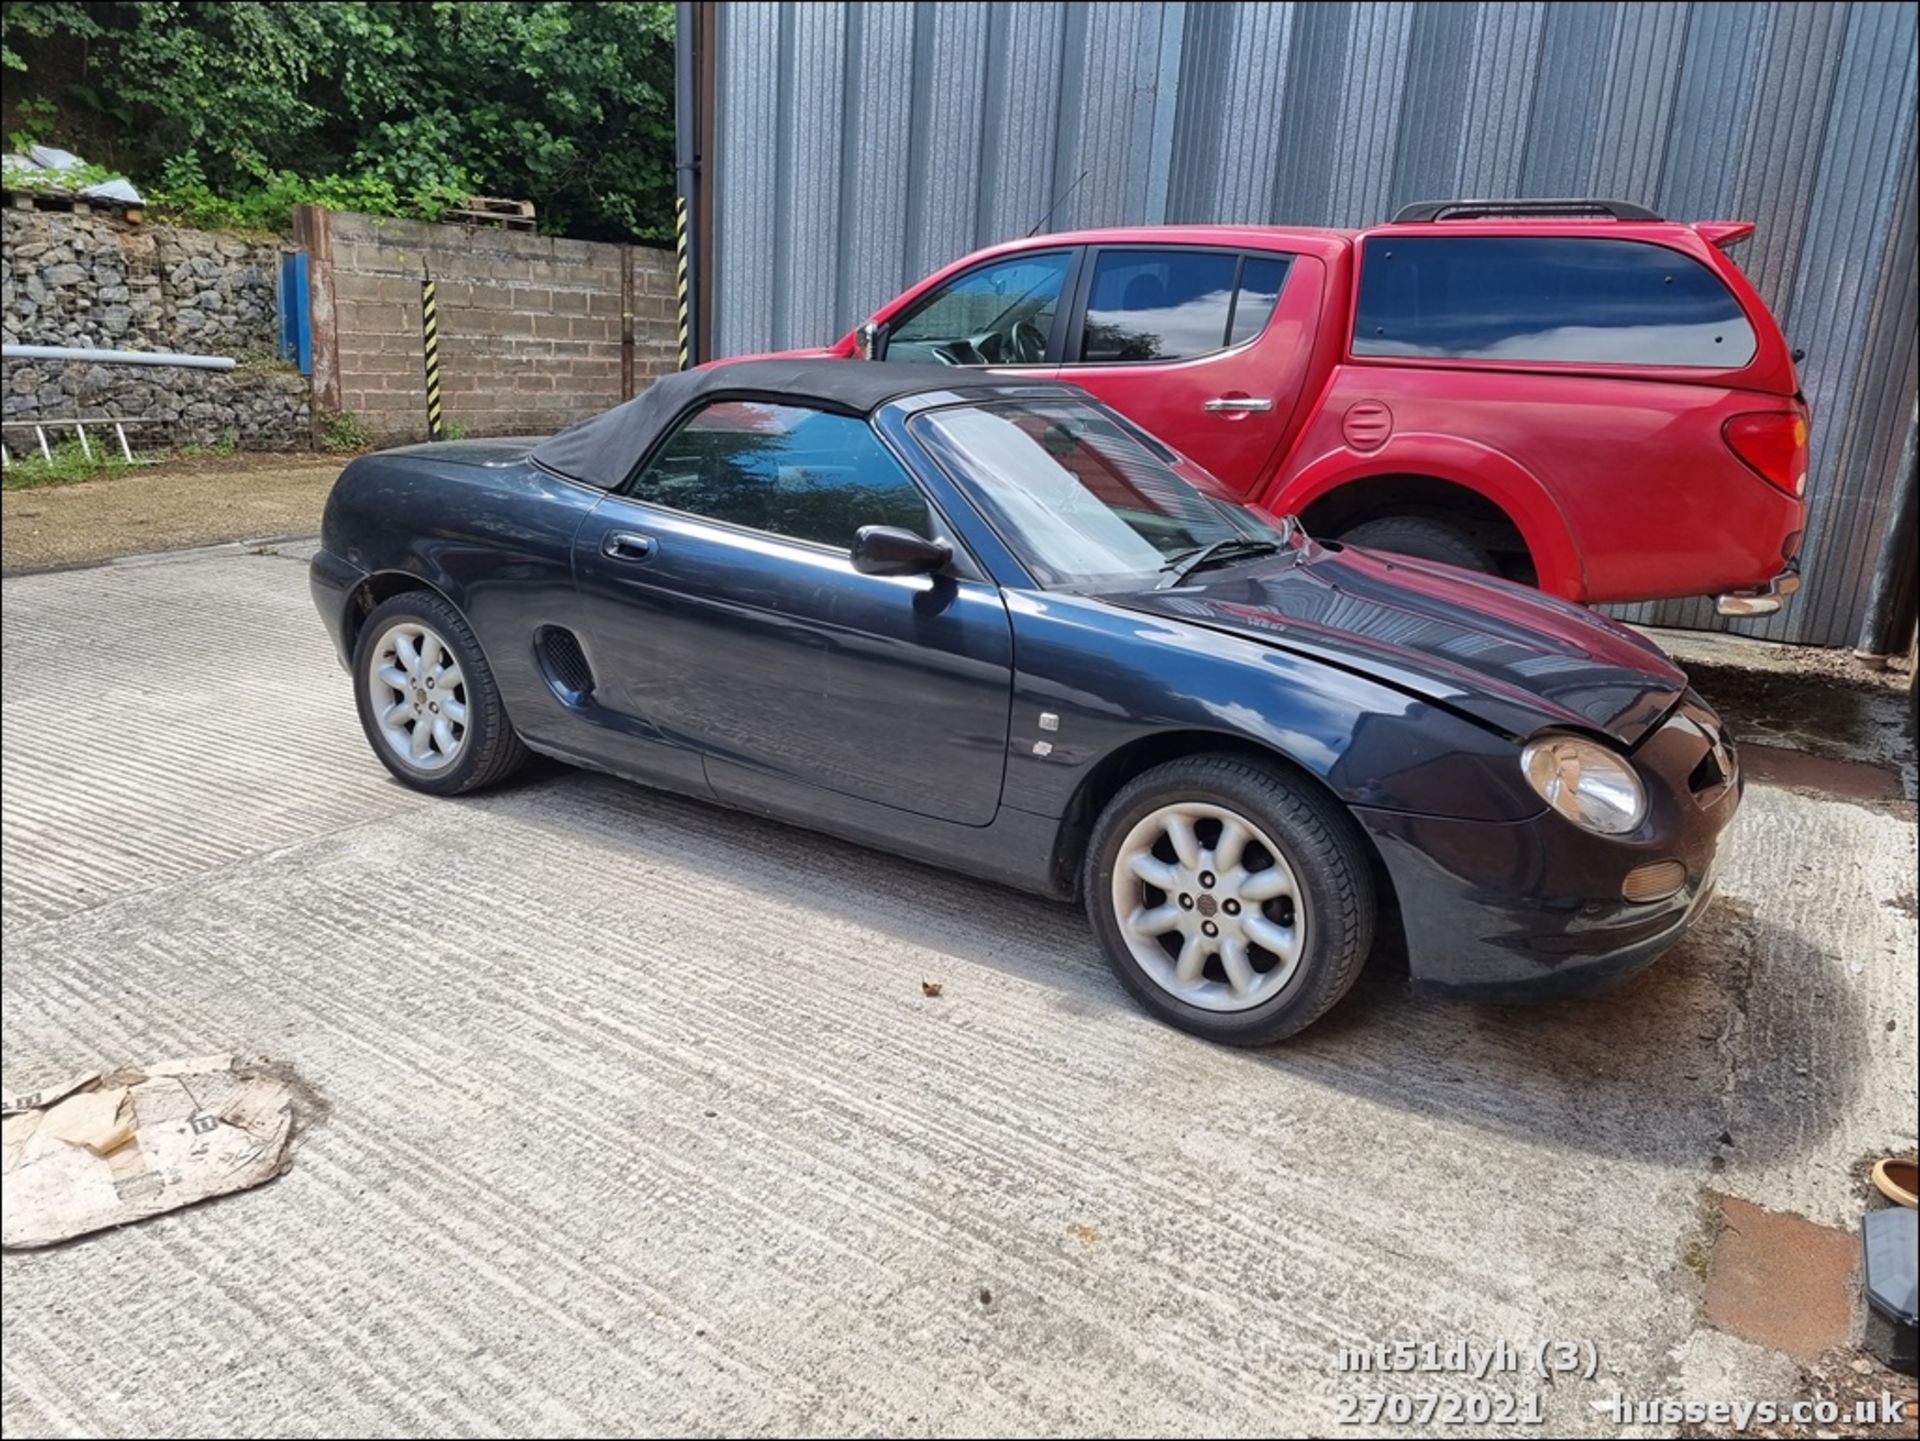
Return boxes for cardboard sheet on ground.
[2,1055,294,1248]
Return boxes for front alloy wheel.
[1085,754,1375,1044]
[1110,801,1307,1012]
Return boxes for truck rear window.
[1353,236,1756,367]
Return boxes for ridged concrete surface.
[3,551,1913,1436]
[2,548,424,932]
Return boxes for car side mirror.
[854,320,881,360]
[851,525,950,577]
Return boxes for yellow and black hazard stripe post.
[420,267,445,440]
[674,196,692,370]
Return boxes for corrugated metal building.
[687,1,1917,647]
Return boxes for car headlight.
[1520,733,1647,836]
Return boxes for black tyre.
[1084,754,1375,1045]
[351,590,529,796]
[1338,514,1495,574]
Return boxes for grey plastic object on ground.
[1860,1206,1918,1375]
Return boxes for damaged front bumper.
[1353,692,1743,1001]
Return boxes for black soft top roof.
[530,359,1063,491]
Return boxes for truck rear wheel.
[1338,515,1495,574]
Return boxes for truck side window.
[1081,250,1293,362]
[1229,257,1290,346]
[886,252,1072,367]
[1353,236,1757,367]
[1082,250,1237,362]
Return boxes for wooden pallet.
[5,190,143,223]
[448,194,536,230]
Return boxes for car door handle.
[602,530,657,561]
[1203,396,1273,413]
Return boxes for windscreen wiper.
[1156,537,1283,589]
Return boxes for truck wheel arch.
[1273,436,1587,599]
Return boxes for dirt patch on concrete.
[1704,1195,1858,1361]
[2,452,345,574]
[1740,744,1909,807]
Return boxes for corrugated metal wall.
[708,1,1918,646]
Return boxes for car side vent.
[536,626,595,699]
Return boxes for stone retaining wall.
[1,206,310,449]
[2,203,681,454]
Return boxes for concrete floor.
[3,545,1915,1437]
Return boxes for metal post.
[115,422,133,462]
[1854,435,1917,662]
[674,1,700,368]
[74,421,92,461]
[674,196,692,371]
[420,265,445,441]
[35,426,50,461]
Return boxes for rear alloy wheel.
[1338,515,1495,575]
[352,591,528,796]
[368,620,470,773]
[1085,755,1374,1044]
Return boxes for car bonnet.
[1103,540,1686,746]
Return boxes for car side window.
[886,252,1072,366]
[629,401,933,550]
[1352,235,1757,366]
[1079,250,1293,362]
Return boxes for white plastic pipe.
[1,343,236,370]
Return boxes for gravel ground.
[1,546,1914,1437]
[1,452,345,574]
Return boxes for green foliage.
[172,428,241,460]
[3,436,135,489]
[3,154,121,194]
[315,409,373,453]
[441,420,469,442]
[8,95,59,150]
[2,2,676,242]
[149,169,470,234]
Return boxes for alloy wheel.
[1109,800,1308,1012]
[367,620,469,772]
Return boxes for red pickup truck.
[749,199,1809,615]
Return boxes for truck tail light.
[1723,411,1809,497]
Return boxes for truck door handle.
[1203,396,1273,413]
[602,530,656,561]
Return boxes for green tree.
[1,1,676,242]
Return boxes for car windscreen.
[911,399,1285,588]
[1352,235,1757,367]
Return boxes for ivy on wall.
[2,1,676,242]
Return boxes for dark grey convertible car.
[312,361,1740,1043]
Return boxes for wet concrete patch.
[1704,1195,1858,1360]
[1740,743,1908,806]
[1684,659,1912,779]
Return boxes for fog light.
[1622,860,1687,903]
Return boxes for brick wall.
[297,208,677,444]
